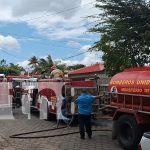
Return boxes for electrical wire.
[24,1,95,22]
[0,49,20,60]
[0,2,148,62]
[61,50,90,60]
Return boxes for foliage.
[28,55,54,74]
[38,55,53,74]
[9,63,25,71]
[28,55,86,75]
[0,59,7,67]
[0,67,20,75]
[28,56,39,70]
[67,64,85,70]
[0,61,24,76]
[90,0,150,76]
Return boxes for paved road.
[0,109,122,150]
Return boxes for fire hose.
[9,126,112,139]
[9,111,112,139]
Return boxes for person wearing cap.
[50,65,63,78]
[76,89,100,139]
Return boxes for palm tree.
[39,55,53,74]
[28,56,39,74]
[0,59,7,67]
[28,56,39,68]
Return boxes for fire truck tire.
[112,120,118,139]
[117,115,142,150]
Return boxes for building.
[68,63,110,92]
[68,63,108,80]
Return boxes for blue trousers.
[78,114,92,138]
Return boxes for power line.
[0,19,148,61]
[1,13,148,39]
[61,49,91,60]
[0,7,148,41]
[62,51,86,60]
[0,49,20,60]
[0,19,97,45]
[0,5,148,62]
[24,1,95,22]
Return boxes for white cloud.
[46,27,87,40]
[80,45,91,52]
[0,35,20,50]
[18,44,103,69]
[66,41,81,48]
[17,60,30,69]
[56,52,102,66]
[56,45,103,66]
[0,0,98,40]
[12,0,82,18]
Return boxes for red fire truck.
[102,67,150,150]
[28,78,98,120]
[1,75,98,119]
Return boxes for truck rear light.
[138,144,142,150]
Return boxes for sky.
[0,0,103,69]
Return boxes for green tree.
[90,0,150,76]
[28,56,39,68]
[9,63,25,73]
[38,55,53,74]
[28,56,39,73]
[0,60,24,76]
[0,59,7,67]
[67,64,85,70]
[0,66,21,76]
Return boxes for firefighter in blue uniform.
[76,89,100,139]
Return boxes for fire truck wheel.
[117,115,142,150]
[112,120,118,139]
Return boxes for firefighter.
[76,89,100,139]
[50,65,63,78]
